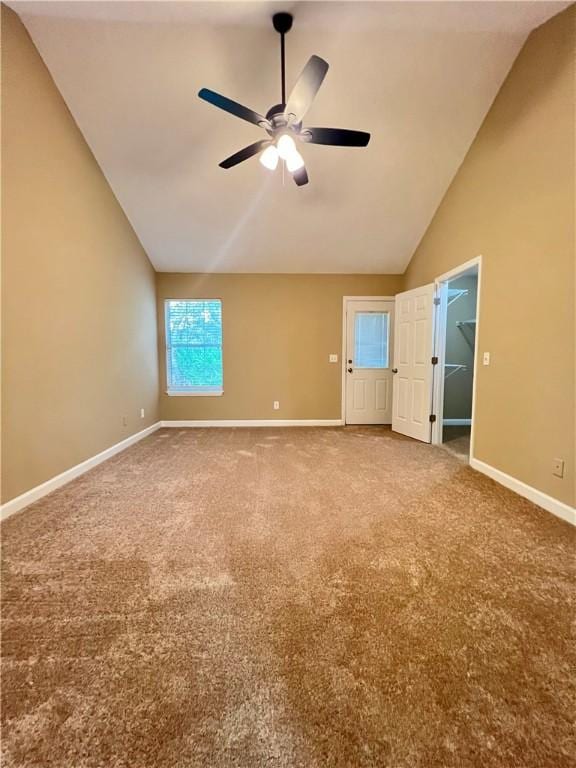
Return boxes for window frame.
[164,298,224,397]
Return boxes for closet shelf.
[456,319,476,327]
[444,363,467,379]
[447,288,468,307]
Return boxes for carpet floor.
[1,427,574,768]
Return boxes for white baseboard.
[443,418,472,426]
[470,457,575,527]
[161,419,344,428]
[1,422,161,521]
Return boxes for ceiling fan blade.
[198,88,269,128]
[303,128,371,147]
[293,166,309,187]
[284,56,329,124]
[219,140,271,169]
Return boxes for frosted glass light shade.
[277,134,297,160]
[286,150,305,172]
[260,145,279,170]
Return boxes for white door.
[345,300,394,424]
[392,284,435,442]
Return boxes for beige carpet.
[1,427,574,768]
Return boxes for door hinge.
[433,297,441,306]
[431,356,438,365]
[429,414,436,423]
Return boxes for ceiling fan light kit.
[198,12,371,187]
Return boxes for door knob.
[392,368,398,374]
[347,367,353,373]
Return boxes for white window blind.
[354,312,389,369]
[165,300,223,395]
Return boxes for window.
[165,300,223,395]
[354,311,389,368]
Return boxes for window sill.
[166,390,223,397]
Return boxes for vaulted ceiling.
[11,1,568,273]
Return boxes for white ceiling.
[12,1,568,273]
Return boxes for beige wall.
[1,6,159,503]
[404,7,575,506]
[157,274,402,421]
[443,275,478,421]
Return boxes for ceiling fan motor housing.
[266,104,288,123]
[265,104,302,135]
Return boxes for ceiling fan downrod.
[272,12,293,108]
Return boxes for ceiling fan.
[198,12,370,187]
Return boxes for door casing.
[341,296,395,425]
[431,256,483,455]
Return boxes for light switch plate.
[483,352,491,366]
[273,401,280,410]
[329,354,338,363]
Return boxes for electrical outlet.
[273,401,280,410]
[483,352,491,366]
[329,354,338,363]
[122,416,128,427]
[140,408,145,419]
[552,458,565,478]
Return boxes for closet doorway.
[432,258,481,460]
